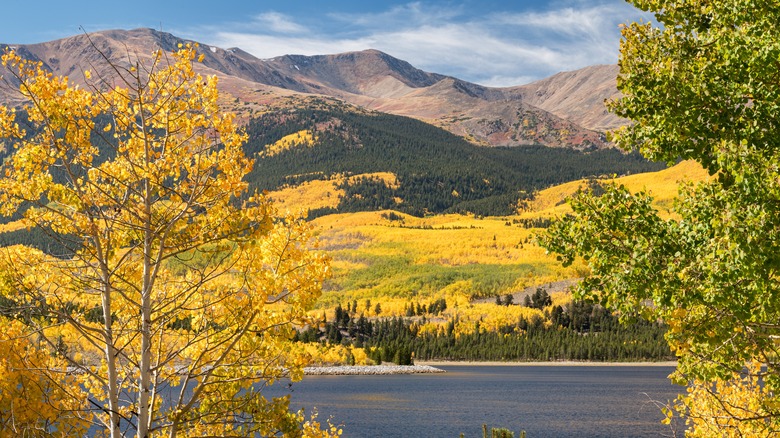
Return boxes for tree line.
[294,298,672,364]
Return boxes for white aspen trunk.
[137,226,153,438]
[101,280,122,438]
[137,115,154,438]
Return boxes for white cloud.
[328,2,463,28]
[252,12,308,34]
[211,32,373,57]
[193,1,652,87]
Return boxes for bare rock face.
[0,28,624,150]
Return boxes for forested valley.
[243,106,665,217]
[0,104,666,255]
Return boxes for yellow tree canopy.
[0,43,338,437]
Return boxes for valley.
[0,28,709,367]
[282,161,707,365]
[0,0,772,434]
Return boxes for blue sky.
[0,0,651,86]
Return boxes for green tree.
[541,1,780,435]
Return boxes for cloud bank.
[186,1,651,87]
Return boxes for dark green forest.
[295,298,672,365]
[244,106,666,217]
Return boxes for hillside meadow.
[262,160,710,343]
[0,160,708,364]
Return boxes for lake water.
[266,364,683,438]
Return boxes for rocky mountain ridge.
[0,28,624,149]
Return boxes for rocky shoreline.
[303,364,445,375]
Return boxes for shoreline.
[302,361,678,375]
[304,364,446,375]
[418,360,678,367]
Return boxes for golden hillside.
[293,160,709,316]
[522,160,709,219]
[0,160,709,324]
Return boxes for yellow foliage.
[524,160,710,218]
[315,211,562,267]
[0,45,336,437]
[270,178,342,211]
[444,303,545,335]
[0,317,89,437]
[0,219,25,233]
[310,210,581,316]
[266,172,398,214]
[261,129,318,157]
[301,343,372,366]
[549,291,573,308]
[301,412,343,438]
[669,362,780,437]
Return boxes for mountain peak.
[0,28,621,149]
[260,49,446,94]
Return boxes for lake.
[265,364,683,437]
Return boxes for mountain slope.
[0,28,301,109]
[1,28,621,149]
[512,64,624,132]
[262,49,447,96]
[242,105,664,217]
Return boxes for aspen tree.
[0,43,338,437]
[542,1,780,435]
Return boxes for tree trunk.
[101,281,122,438]
[137,124,154,438]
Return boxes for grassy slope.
[294,160,710,324]
[524,160,710,219]
[0,161,708,329]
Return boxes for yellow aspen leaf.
[0,45,333,438]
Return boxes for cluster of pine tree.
[0,228,78,258]
[294,299,672,364]
[243,107,666,217]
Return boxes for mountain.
[0,102,665,256]
[0,28,667,262]
[0,28,621,149]
[511,64,624,132]
[241,105,664,218]
[255,49,612,149]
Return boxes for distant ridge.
[512,64,624,132]
[0,28,624,149]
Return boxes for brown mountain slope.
[346,77,604,148]
[0,29,300,106]
[0,28,621,149]
[253,50,610,148]
[511,64,624,132]
[262,49,447,95]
